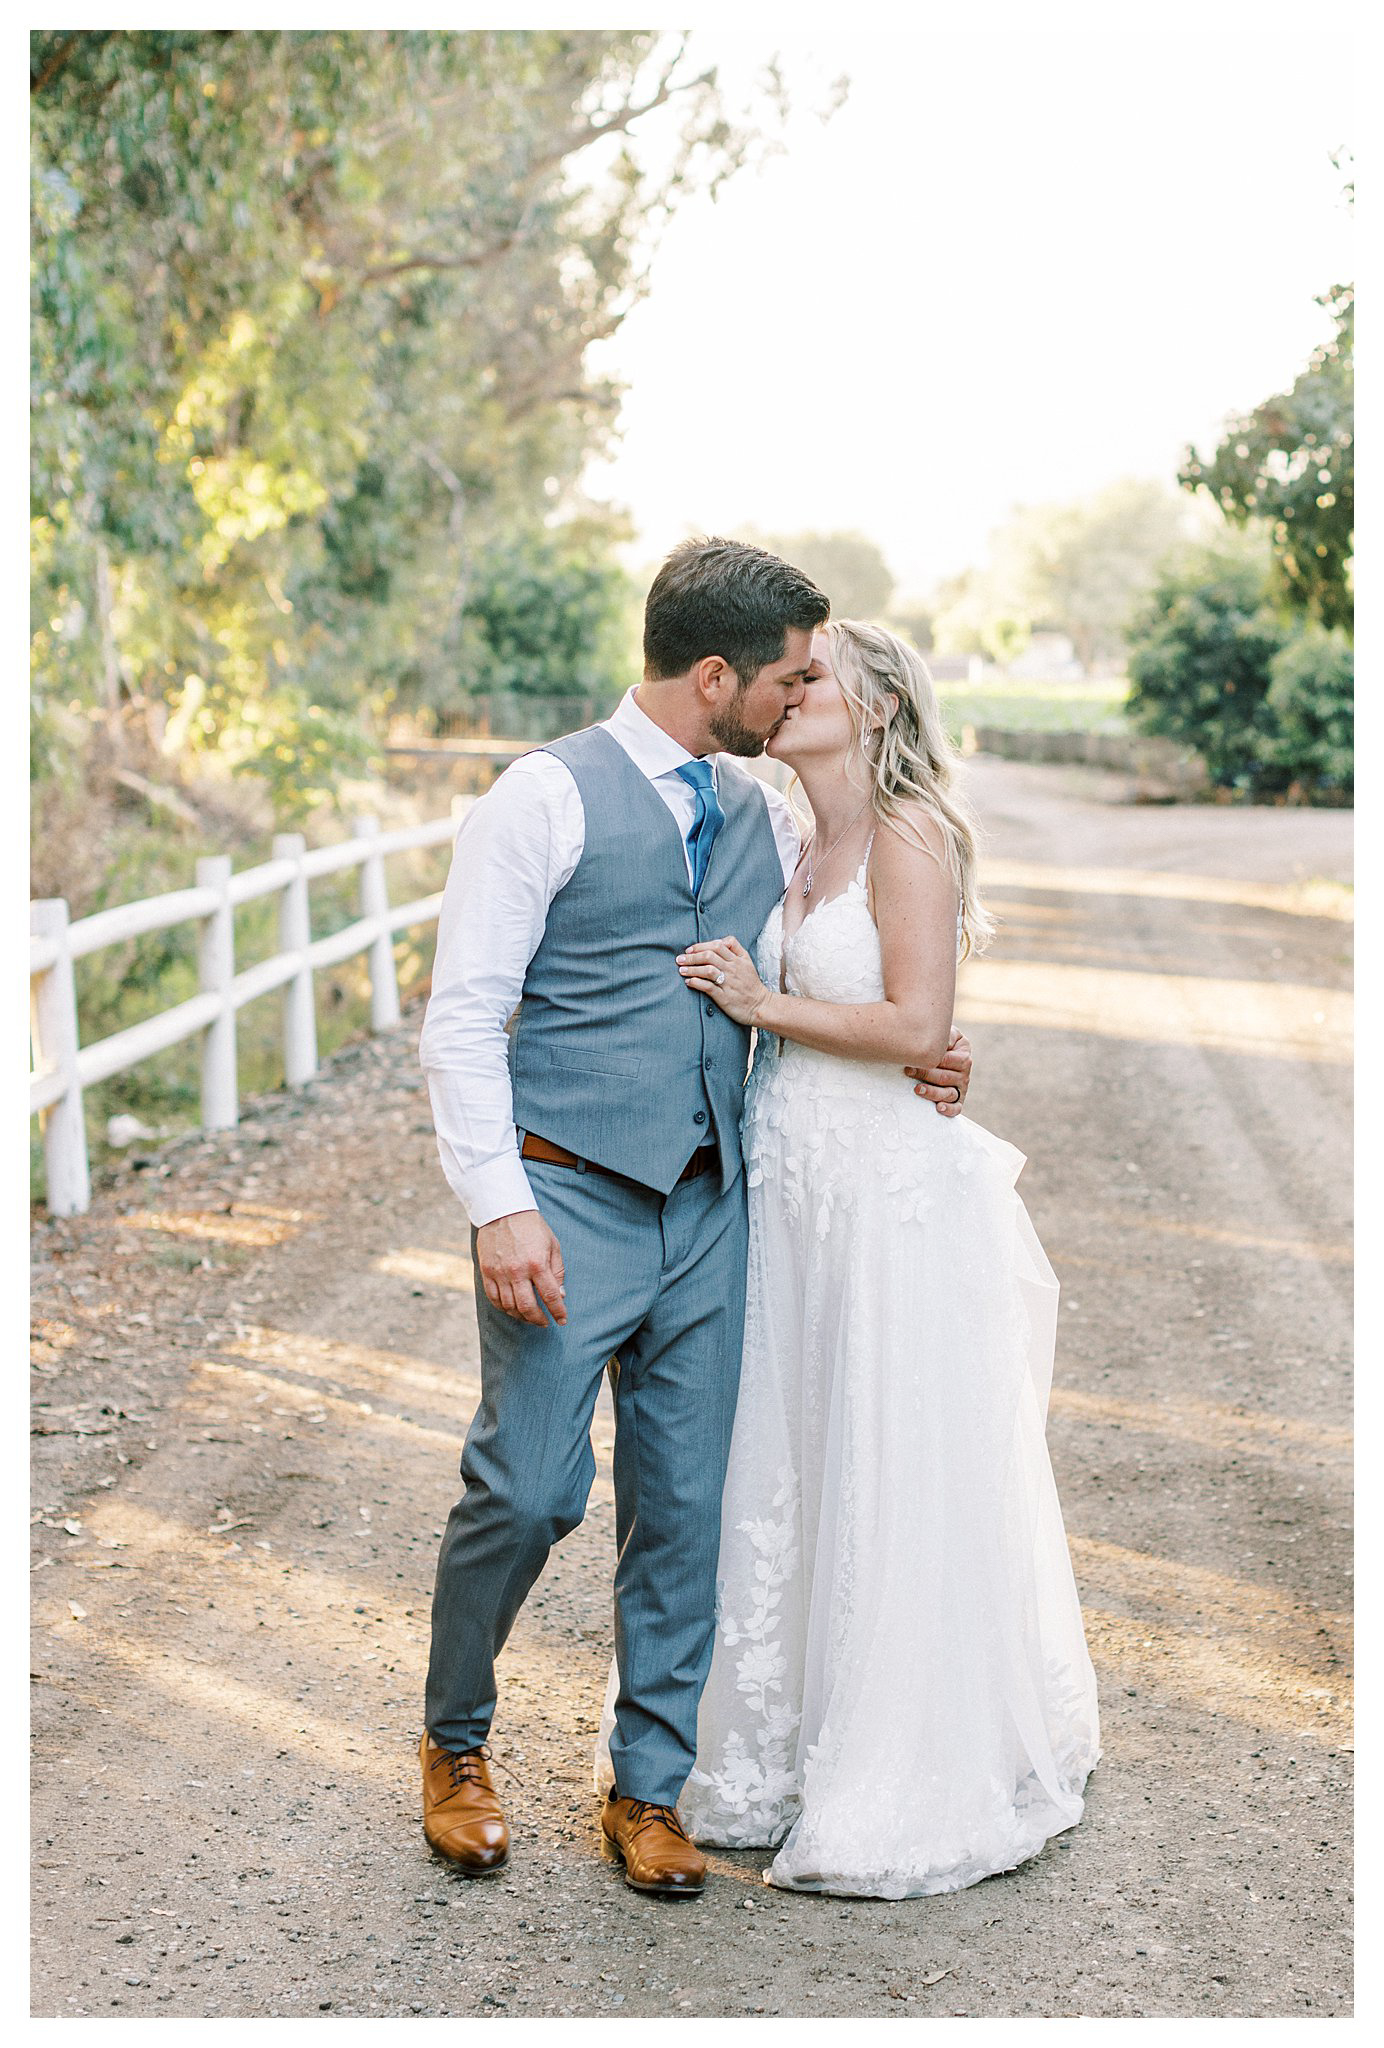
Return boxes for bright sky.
[582,13,1354,604]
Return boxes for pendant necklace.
[802,799,872,898]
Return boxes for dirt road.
[30,756,1353,2018]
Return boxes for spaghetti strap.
[858,830,876,881]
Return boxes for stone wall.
[963,724,1209,800]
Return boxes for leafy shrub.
[1126,546,1353,797]
[456,525,634,704]
[1180,283,1353,633]
[1126,550,1290,792]
[1262,625,1353,796]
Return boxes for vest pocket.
[544,1043,643,1078]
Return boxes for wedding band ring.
[948,1084,961,1103]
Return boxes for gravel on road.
[30,756,1353,2018]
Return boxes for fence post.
[354,815,400,1031]
[31,898,91,1216]
[196,854,238,1129]
[273,832,318,1087]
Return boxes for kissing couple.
[418,537,1099,1900]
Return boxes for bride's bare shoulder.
[868,807,957,927]
[873,804,948,870]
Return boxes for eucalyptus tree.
[1179,283,1353,636]
[31,30,780,822]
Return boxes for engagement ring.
[715,970,725,985]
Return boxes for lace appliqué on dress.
[682,1464,803,1846]
[684,851,1100,1892]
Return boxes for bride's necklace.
[801,799,872,897]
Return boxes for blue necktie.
[675,759,725,897]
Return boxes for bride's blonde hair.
[825,618,995,960]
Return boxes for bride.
[600,618,1099,1899]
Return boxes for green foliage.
[1180,285,1353,633]
[1125,547,1289,789]
[885,606,934,652]
[933,479,1193,671]
[928,570,985,657]
[742,529,895,621]
[1125,542,1350,797]
[235,686,380,821]
[1262,624,1354,795]
[981,616,1031,667]
[445,523,634,707]
[933,679,1129,740]
[30,31,814,1188]
[31,29,774,856]
[31,794,456,1198]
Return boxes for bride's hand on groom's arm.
[676,936,773,1029]
[905,1028,972,1117]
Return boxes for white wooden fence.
[29,799,473,1217]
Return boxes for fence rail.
[29,800,473,1216]
[390,693,607,744]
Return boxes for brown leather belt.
[520,1132,715,1186]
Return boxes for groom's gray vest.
[509,725,785,1196]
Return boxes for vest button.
[693,1110,707,1125]
[704,1057,714,1072]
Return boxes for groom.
[418,538,973,1895]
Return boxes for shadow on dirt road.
[31,757,1352,2017]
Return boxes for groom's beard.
[708,694,774,758]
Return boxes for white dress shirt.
[419,688,803,1227]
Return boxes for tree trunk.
[92,534,128,763]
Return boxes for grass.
[30,836,450,1210]
[934,676,1131,740]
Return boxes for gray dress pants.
[425,1155,748,1808]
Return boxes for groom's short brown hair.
[643,537,830,688]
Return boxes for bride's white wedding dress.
[596,849,1100,1898]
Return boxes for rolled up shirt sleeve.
[418,753,582,1228]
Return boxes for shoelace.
[433,1743,521,1793]
[623,1799,691,1842]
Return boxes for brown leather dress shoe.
[602,1790,707,1896]
[419,1734,509,1875]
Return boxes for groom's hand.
[476,1210,568,1327]
[905,1027,973,1117]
